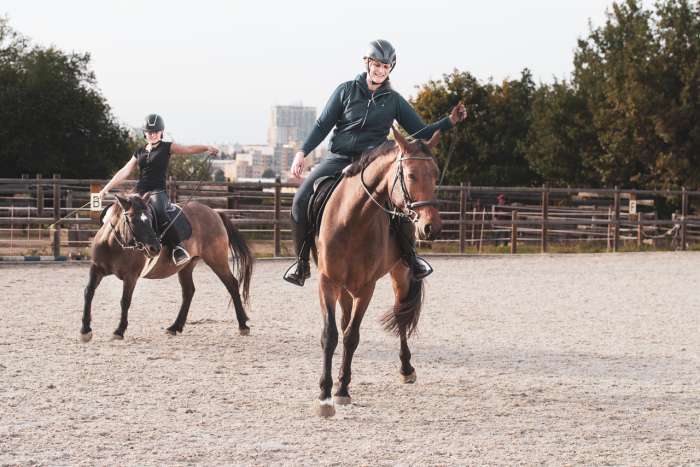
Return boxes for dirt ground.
[1,253,699,465]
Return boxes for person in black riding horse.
[99,114,219,266]
[283,39,467,286]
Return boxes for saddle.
[150,203,193,243]
[99,202,192,243]
[307,173,344,236]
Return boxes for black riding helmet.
[364,39,397,71]
[143,114,165,133]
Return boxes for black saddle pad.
[149,203,193,242]
[307,174,344,235]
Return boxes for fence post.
[52,174,61,257]
[511,210,518,254]
[681,187,688,251]
[36,174,44,217]
[273,180,281,257]
[637,212,643,250]
[459,182,466,253]
[541,184,549,253]
[478,208,486,253]
[613,186,620,252]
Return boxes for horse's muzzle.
[145,243,161,258]
[417,210,442,241]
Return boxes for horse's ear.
[392,126,410,153]
[114,194,131,211]
[426,130,441,150]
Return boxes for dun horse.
[313,128,442,417]
[80,194,253,341]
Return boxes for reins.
[360,150,438,222]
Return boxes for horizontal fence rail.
[0,176,698,258]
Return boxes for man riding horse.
[284,39,467,286]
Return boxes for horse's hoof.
[313,399,336,418]
[165,328,177,336]
[80,331,93,343]
[239,327,250,336]
[400,370,417,384]
[334,395,352,405]
[111,333,124,341]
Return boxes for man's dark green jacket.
[301,72,453,158]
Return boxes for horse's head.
[114,193,161,258]
[392,128,443,240]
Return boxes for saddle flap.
[159,204,193,243]
[308,173,344,236]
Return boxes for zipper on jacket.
[360,90,390,129]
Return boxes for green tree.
[0,16,132,178]
[524,80,601,186]
[412,69,539,186]
[571,0,700,189]
[167,153,212,181]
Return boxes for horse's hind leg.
[113,274,137,340]
[316,274,340,417]
[81,264,105,342]
[335,283,375,405]
[209,258,249,336]
[167,261,197,335]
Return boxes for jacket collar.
[356,72,392,96]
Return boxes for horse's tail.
[218,212,254,305]
[381,277,424,338]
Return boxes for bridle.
[107,207,158,257]
[360,151,438,222]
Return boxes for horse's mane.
[344,139,432,177]
[110,190,148,213]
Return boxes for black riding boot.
[283,219,311,286]
[162,223,190,266]
[396,218,433,280]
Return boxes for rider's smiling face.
[144,130,162,144]
[367,59,391,84]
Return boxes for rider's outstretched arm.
[99,157,137,198]
[171,143,219,156]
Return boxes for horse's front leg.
[316,274,340,417]
[113,275,137,340]
[81,264,105,342]
[167,261,196,335]
[335,283,375,405]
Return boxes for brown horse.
[312,128,442,417]
[80,193,253,341]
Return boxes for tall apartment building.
[268,105,317,148]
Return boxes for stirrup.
[172,246,191,266]
[412,255,433,280]
[283,260,310,286]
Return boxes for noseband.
[360,151,438,222]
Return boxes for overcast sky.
[3,1,633,144]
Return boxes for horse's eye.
[407,173,417,181]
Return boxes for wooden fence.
[1,175,699,257]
